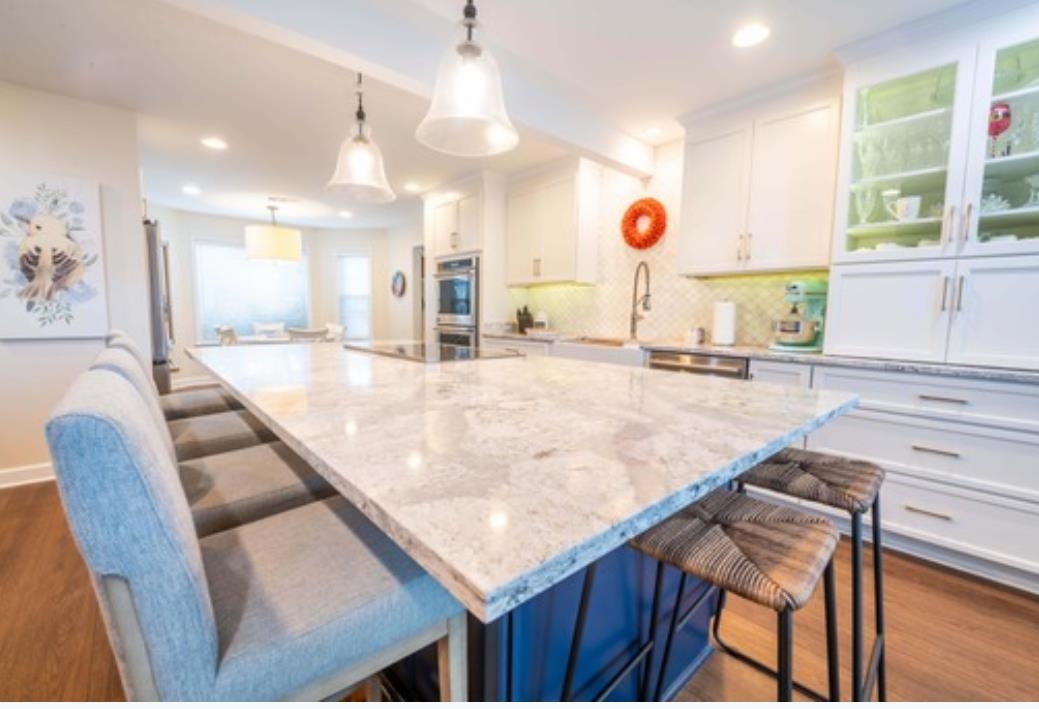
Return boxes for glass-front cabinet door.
[833,44,976,263]
[962,30,1039,256]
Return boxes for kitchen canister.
[711,301,736,346]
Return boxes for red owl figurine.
[989,102,1012,157]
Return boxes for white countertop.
[187,342,857,621]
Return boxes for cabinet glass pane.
[976,38,1039,246]
[847,64,957,254]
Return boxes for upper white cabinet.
[506,159,601,286]
[678,82,839,276]
[431,193,480,257]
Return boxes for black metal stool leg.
[561,562,598,701]
[777,608,793,702]
[851,511,864,701]
[824,559,840,701]
[653,573,687,701]
[872,497,887,701]
[639,561,665,701]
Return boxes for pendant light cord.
[354,72,366,124]
[464,0,476,41]
[267,204,278,226]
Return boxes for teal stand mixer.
[769,279,828,353]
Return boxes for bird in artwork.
[17,214,85,304]
[989,102,1012,157]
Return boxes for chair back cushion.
[90,347,176,462]
[46,369,219,699]
[105,330,153,375]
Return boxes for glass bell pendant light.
[245,204,302,261]
[328,73,397,203]
[415,0,519,157]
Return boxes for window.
[337,253,371,340]
[194,240,309,340]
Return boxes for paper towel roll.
[712,301,736,345]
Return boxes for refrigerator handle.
[161,241,175,345]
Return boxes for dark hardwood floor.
[2,481,1038,701]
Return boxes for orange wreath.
[622,197,667,250]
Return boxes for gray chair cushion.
[632,489,838,611]
[46,369,219,699]
[169,410,276,461]
[161,386,244,421]
[181,442,337,537]
[92,347,177,462]
[202,496,462,701]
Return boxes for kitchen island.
[187,342,858,700]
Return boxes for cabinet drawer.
[809,411,1039,501]
[749,360,812,388]
[813,365,1039,433]
[880,475,1039,574]
[482,337,550,356]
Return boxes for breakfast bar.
[187,342,858,700]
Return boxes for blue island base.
[386,544,717,701]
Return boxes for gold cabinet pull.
[955,275,966,312]
[960,202,973,244]
[939,276,950,311]
[903,504,952,521]
[911,444,961,459]
[939,204,956,246]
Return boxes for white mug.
[885,196,921,222]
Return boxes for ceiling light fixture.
[644,127,662,140]
[328,73,397,203]
[201,136,228,150]
[245,203,302,261]
[338,210,354,218]
[182,184,201,196]
[415,0,518,157]
[403,182,422,193]
[732,22,771,48]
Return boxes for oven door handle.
[433,268,477,281]
[434,325,476,334]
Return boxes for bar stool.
[735,447,886,702]
[562,489,840,702]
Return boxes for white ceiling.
[0,0,565,228]
[0,0,977,228]
[412,0,970,143]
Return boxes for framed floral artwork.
[0,174,109,339]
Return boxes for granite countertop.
[187,342,857,622]
[641,342,1039,386]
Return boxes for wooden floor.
[2,481,1038,701]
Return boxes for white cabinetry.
[481,336,550,357]
[678,81,839,276]
[748,360,812,388]
[432,194,480,257]
[506,159,601,286]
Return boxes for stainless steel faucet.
[629,260,651,341]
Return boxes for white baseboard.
[0,461,54,490]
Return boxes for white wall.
[385,220,423,340]
[0,81,146,475]
[150,205,422,379]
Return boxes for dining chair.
[46,368,467,700]
[287,327,330,342]
[106,330,243,420]
[91,347,275,461]
[215,326,239,345]
[325,323,346,342]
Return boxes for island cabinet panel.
[385,544,716,701]
[505,158,601,286]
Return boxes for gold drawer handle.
[904,504,953,521]
[911,444,961,459]
[917,394,969,405]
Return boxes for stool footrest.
[712,620,830,702]
[860,633,885,701]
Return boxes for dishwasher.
[645,349,750,380]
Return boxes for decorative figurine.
[989,102,1012,157]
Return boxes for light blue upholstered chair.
[92,346,275,461]
[105,330,243,420]
[91,347,336,536]
[46,369,467,700]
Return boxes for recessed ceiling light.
[338,210,353,218]
[182,184,201,196]
[403,182,422,194]
[732,22,771,48]
[644,127,662,140]
[200,136,228,150]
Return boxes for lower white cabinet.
[946,255,1039,370]
[482,336,550,357]
[748,360,812,388]
[551,342,645,367]
[825,260,955,362]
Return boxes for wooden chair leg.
[438,612,468,701]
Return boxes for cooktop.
[343,341,522,363]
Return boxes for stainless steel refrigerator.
[144,218,174,394]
